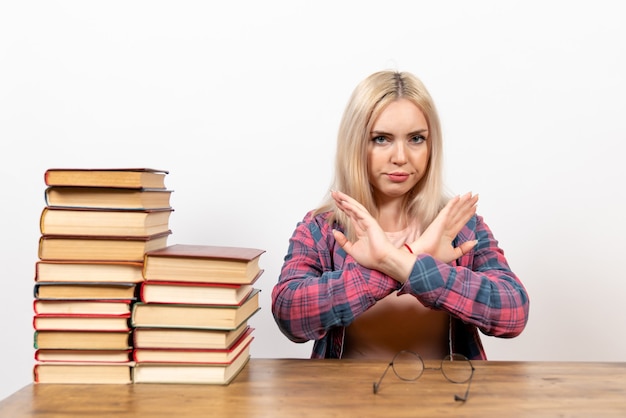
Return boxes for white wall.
[2,0,625,401]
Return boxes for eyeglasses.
[372,350,475,402]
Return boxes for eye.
[371,135,389,145]
[409,134,426,144]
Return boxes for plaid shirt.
[271,210,529,360]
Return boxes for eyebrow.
[370,129,429,136]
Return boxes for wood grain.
[1,359,625,417]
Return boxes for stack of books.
[33,168,173,384]
[131,244,264,385]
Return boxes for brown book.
[38,231,171,262]
[143,244,265,284]
[131,289,260,330]
[139,278,259,306]
[133,323,250,350]
[44,187,173,210]
[33,314,131,331]
[35,261,145,283]
[132,344,250,385]
[34,362,133,384]
[40,207,173,236]
[35,349,132,363]
[34,300,132,316]
[34,330,132,350]
[44,168,168,189]
[34,282,136,300]
[133,327,254,364]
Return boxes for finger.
[332,229,353,253]
[456,240,478,257]
[450,193,478,228]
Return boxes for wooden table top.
[2,359,626,417]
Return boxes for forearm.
[400,253,529,337]
[272,264,375,342]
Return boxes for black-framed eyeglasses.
[372,350,475,402]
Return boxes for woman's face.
[367,98,430,202]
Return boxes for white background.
[1,0,625,401]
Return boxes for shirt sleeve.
[399,214,529,338]
[271,211,399,343]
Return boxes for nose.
[391,141,407,165]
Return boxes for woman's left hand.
[330,190,397,271]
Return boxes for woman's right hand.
[407,192,479,264]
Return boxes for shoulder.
[301,209,338,230]
[293,210,343,248]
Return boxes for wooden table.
[2,359,626,417]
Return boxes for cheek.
[367,149,384,170]
[411,148,430,169]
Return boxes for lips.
[387,173,410,183]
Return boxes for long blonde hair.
[315,70,447,240]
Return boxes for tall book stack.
[33,168,173,384]
[131,244,264,385]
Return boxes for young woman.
[271,70,529,360]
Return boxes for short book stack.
[132,244,264,385]
[33,168,173,384]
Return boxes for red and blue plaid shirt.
[271,210,529,360]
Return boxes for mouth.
[387,172,410,183]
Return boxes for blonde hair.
[315,70,447,240]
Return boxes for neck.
[376,200,407,232]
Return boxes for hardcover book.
[44,187,173,210]
[35,261,145,283]
[139,279,258,306]
[38,231,171,262]
[133,323,251,350]
[34,362,133,384]
[40,207,173,236]
[34,299,133,316]
[34,282,136,300]
[33,314,131,331]
[33,330,132,350]
[35,349,132,363]
[143,244,265,284]
[133,327,254,364]
[44,168,168,189]
[131,289,260,330]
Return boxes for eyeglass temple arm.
[453,371,474,402]
[372,362,393,394]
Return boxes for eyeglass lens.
[391,350,424,381]
[441,353,473,383]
